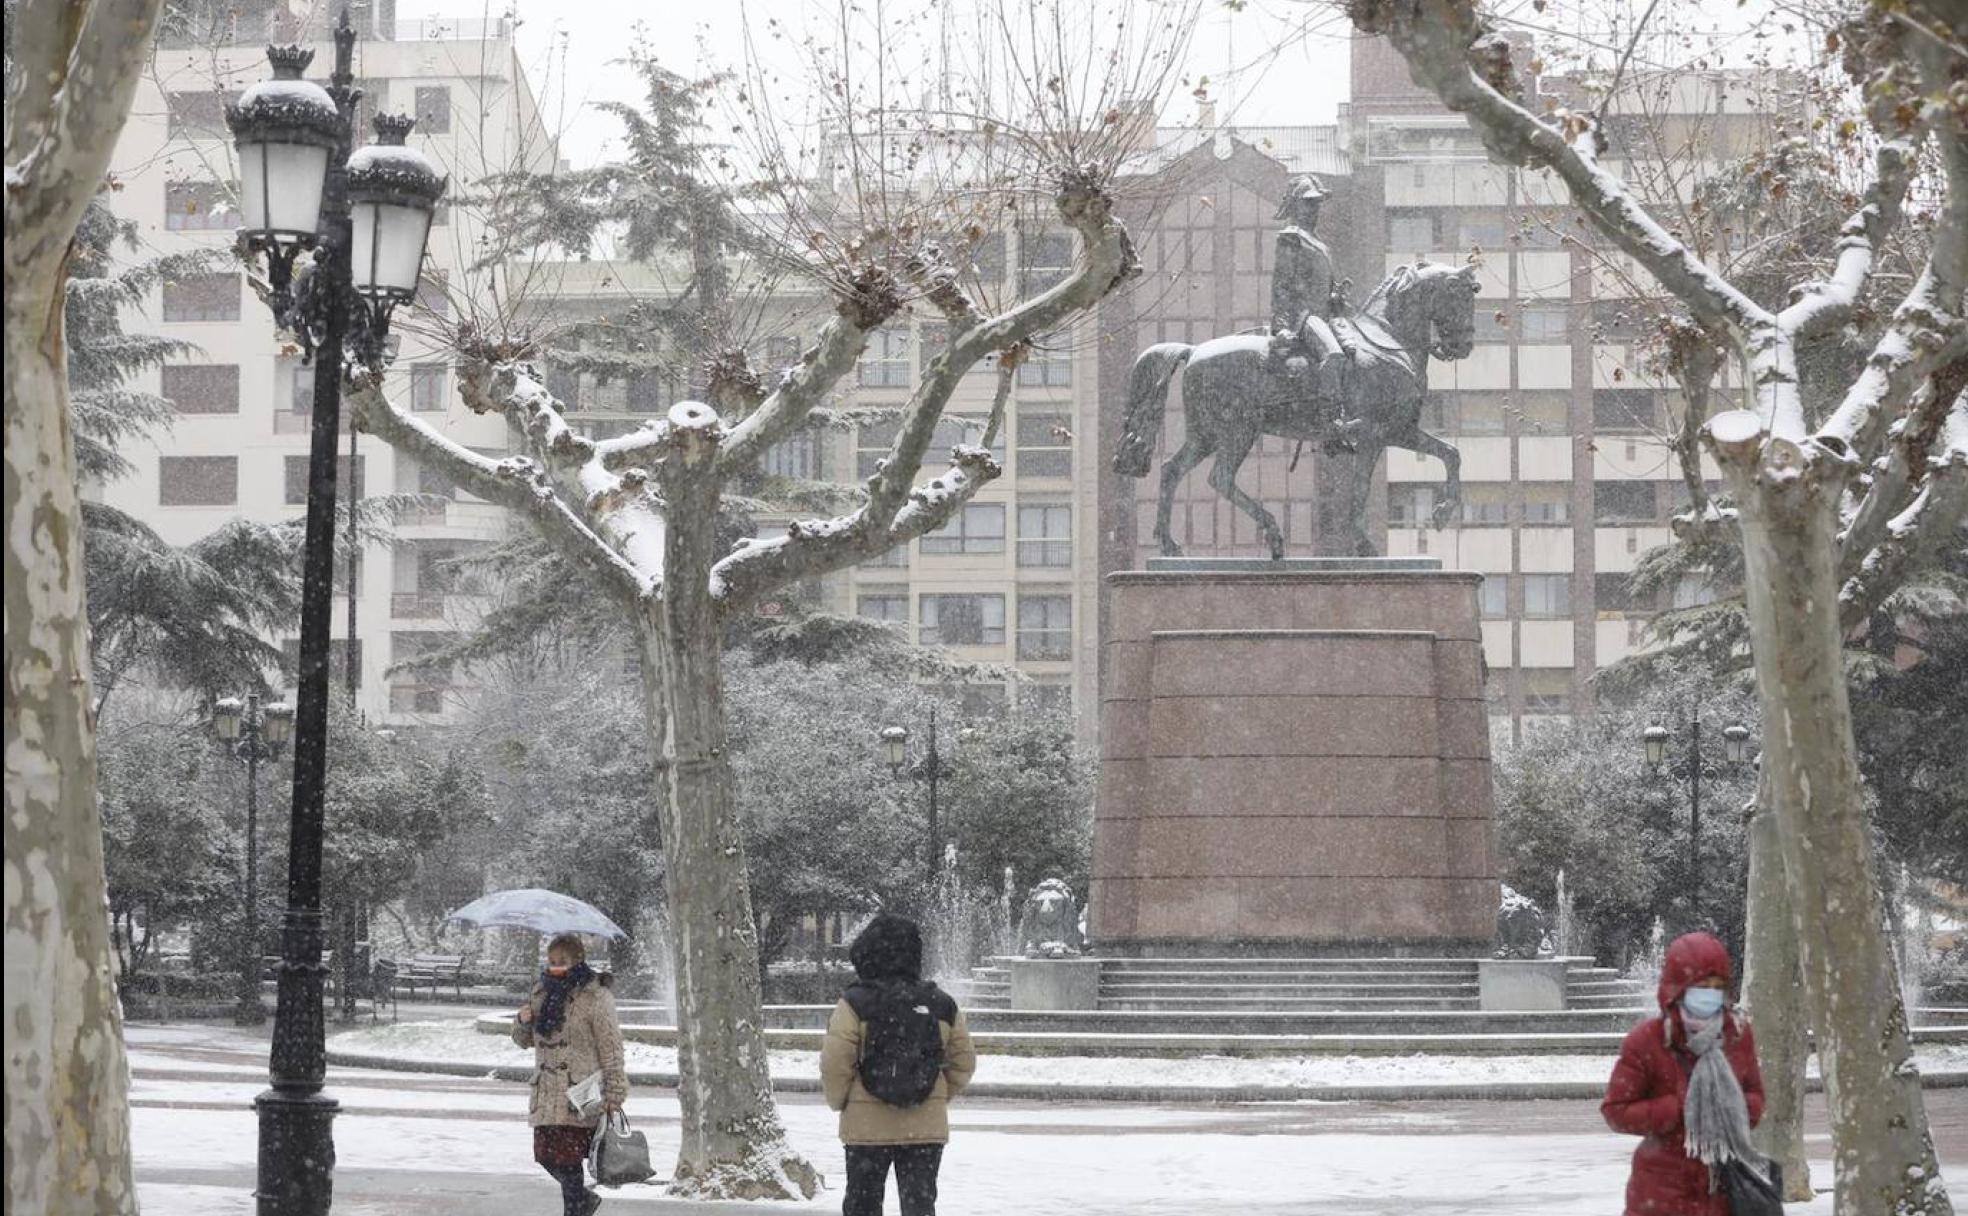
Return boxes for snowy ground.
[129,1022,1968,1215]
[327,1016,1968,1093]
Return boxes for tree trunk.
[1741,773,1813,1202]
[1722,441,1950,1216]
[4,265,139,1216]
[634,409,818,1200]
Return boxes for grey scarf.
[1678,1011,1765,1180]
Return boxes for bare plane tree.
[4,0,166,1210]
[345,1,1194,1195]
[1340,0,1963,1211]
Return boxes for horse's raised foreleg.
[1404,423,1463,527]
[1208,428,1286,560]
[1156,433,1213,556]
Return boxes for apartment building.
[1092,38,1788,736]
[94,3,555,723]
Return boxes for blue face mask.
[1681,987,1727,1018]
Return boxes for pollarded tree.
[4,0,166,1209]
[1342,0,1963,1210]
[348,0,1188,1190]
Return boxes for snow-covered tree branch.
[348,369,651,605]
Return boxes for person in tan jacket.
[820,914,977,1216]
[512,933,628,1216]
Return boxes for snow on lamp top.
[227,47,342,151]
[346,115,448,206]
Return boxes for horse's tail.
[1113,343,1192,478]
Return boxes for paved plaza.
[129,1023,1967,1215]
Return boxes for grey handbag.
[589,1110,655,1186]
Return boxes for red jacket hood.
[1657,931,1733,1012]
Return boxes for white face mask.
[1681,987,1726,1019]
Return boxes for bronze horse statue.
[1113,261,1481,558]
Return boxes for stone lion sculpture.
[1018,879,1085,958]
[1495,884,1551,960]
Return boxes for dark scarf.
[536,962,595,1037]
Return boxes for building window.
[962,232,1006,290]
[161,272,240,322]
[859,543,908,569]
[416,271,449,318]
[764,334,802,368]
[921,503,1005,555]
[410,363,447,412]
[763,431,820,481]
[1016,594,1072,661]
[1593,389,1657,432]
[414,86,451,134]
[919,593,1005,647]
[1017,504,1071,567]
[1018,231,1074,295]
[1594,481,1656,524]
[1387,485,1439,527]
[164,179,235,231]
[1460,497,1511,525]
[158,455,237,505]
[1016,341,1073,388]
[1522,485,1571,524]
[1478,576,1508,618]
[1022,680,1072,716]
[1520,304,1569,342]
[857,420,898,479]
[857,592,908,623]
[857,329,914,388]
[1523,574,1572,618]
[284,454,365,505]
[626,368,677,414]
[1458,218,1508,252]
[160,363,240,414]
[1388,213,1435,254]
[389,631,458,713]
[281,638,362,691]
[1525,690,1572,715]
[165,90,238,139]
[1016,411,1072,478]
[931,414,1005,464]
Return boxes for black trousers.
[843,1143,944,1216]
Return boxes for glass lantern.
[226,46,343,249]
[345,114,447,302]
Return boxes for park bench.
[396,952,466,997]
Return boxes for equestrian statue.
[1112,173,1480,558]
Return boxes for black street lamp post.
[882,706,955,880]
[226,10,445,1211]
[1642,705,1752,924]
[212,694,295,1026]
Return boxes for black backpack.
[844,979,956,1108]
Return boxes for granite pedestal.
[1007,958,1103,1011]
[1477,958,1571,1011]
[1091,557,1499,953]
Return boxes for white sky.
[390,0,1359,170]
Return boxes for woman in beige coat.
[511,933,628,1216]
[820,914,977,1216]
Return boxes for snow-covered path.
[129,1023,1965,1214]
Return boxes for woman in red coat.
[1603,931,1769,1216]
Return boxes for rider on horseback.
[1267,175,1357,430]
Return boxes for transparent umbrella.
[444,888,628,939]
